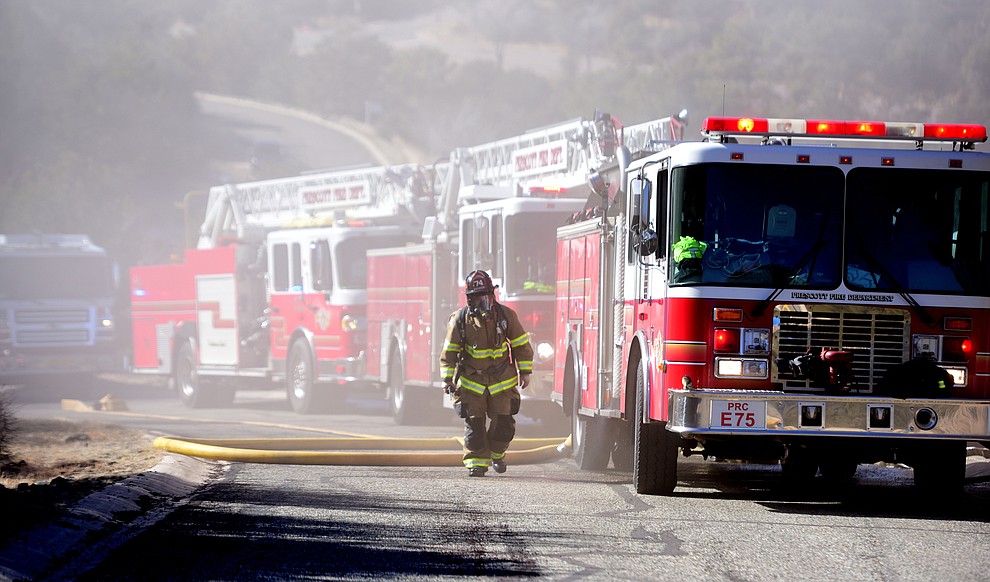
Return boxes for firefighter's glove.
[519,375,530,390]
[443,381,455,395]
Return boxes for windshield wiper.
[749,238,825,319]
[856,244,935,327]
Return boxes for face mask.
[469,294,492,318]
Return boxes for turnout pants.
[452,386,521,469]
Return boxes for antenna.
[722,84,726,116]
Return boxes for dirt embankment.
[0,418,164,543]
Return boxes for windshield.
[0,255,113,300]
[503,213,559,295]
[335,234,414,289]
[845,168,989,295]
[669,163,844,288]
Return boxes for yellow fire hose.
[153,435,573,466]
[62,397,573,467]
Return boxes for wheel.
[632,364,678,495]
[818,450,858,484]
[390,352,427,425]
[286,340,322,414]
[911,440,966,493]
[611,367,637,472]
[175,341,233,408]
[571,385,613,471]
[780,443,819,485]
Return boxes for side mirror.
[635,228,659,256]
[639,179,652,231]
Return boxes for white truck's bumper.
[668,389,990,440]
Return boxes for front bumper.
[668,389,990,441]
[0,351,123,379]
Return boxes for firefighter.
[441,270,533,477]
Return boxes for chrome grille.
[11,308,94,346]
[15,329,91,344]
[15,308,90,324]
[773,305,909,392]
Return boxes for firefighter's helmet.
[465,270,496,296]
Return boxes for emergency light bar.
[702,116,987,143]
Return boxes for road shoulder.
[0,453,225,581]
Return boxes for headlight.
[715,357,768,379]
[536,341,554,362]
[943,366,967,387]
[341,315,358,333]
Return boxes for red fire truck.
[129,164,434,412]
[554,115,990,494]
[365,112,680,424]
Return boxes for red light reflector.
[713,308,744,322]
[703,117,769,133]
[881,157,895,166]
[849,121,886,136]
[944,316,972,331]
[949,159,963,168]
[730,152,745,161]
[806,120,844,135]
[714,328,741,353]
[839,156,853,164]
[924,123,987,141]
[805,120,885,136]
[796,154,811,163]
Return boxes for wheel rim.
[392,382,403,411]
[390,357,404,413]
[290,352,308,401]
[178,350,196,399]
[572,402,585,449]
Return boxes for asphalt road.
[6,374,990,581]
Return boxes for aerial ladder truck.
[365,111,683,425]
[129,163,434,413]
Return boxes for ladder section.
[465,116,611,187]
[622,114,688,153]
[198,163,432,248]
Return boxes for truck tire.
[911,440,966,493]
[175,341,234,408]
[781,443,819,485]
[287,340,322,414]
[632,365,678,495]
[611,361,639,472]
[390,352,427,425]
[818,451,858,484]
[572,387,612,471]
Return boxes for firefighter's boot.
[469,467,487,478]
[491,454,507,474]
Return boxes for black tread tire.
[818,454,858,484]
[390,352,430,425]
[611,421,634,472]
[572,388,612,470]
[781,444,819,486]
[175,341,233,408]
[286,340,321,414]
[632,364,677,495]
[912,440,966,493]
[610,361,637,472]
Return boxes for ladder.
[198,163,432,248]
